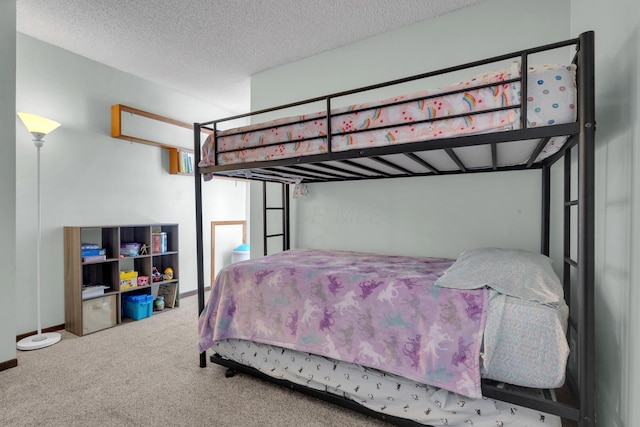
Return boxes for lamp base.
[17,332,61,351]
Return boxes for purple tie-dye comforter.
[198,249,487,398]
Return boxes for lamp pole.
[34,138,44,340]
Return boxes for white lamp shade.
[17,112,61,138]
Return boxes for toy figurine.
[164,267,174,280]
[139,244,148,255]
[152,267,163,282]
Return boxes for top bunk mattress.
[200,62,576,173]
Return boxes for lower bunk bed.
[198,248,571,426]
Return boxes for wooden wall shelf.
[169,147,194,176]
[111,104,204,153]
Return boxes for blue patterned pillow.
[435,247,564,305]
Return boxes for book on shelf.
[83,254,106,263]
[180,151,193,174]
[157,282,178,308]
[82,248,106,257]
[82,284,109,299]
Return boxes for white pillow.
[435,247,564,305]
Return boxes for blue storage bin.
[122,294,154,320]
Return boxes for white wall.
[13,34,247,335]
[0,0,17,365]
[570,0,640,426]
[292,172,541,258]
[250,0,570,259]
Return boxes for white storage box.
[82,295,116,335]
[232,243,250,263]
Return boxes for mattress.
[198,249,569,397]
[200,62,576,171]
[214,338,561,427]
[482,289,569,388]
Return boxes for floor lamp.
[16,112,62,351]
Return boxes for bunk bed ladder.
[263,181,290,255]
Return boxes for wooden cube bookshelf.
[64,224,180,336]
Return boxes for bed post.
[541,165,551,256]
[577,30,596,427]
[194,122,207,368]
[284,183,290,250]
[263,182,268,255]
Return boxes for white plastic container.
[231,244,250,263]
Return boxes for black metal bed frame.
[194,31,595,427]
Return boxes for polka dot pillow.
[512,63,577,128]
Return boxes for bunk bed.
[194,31,595,427]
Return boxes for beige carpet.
[1,294,387,427]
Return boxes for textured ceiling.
[16,0,484,114]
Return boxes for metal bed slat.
[491,143,498,170]
[403,152,439,174]
[310,162,370,178]
[526,137,552,167]
[444,148,467,172]
[543,133,579,168]
[284,164,349,180]
[262,167,329,182]
[338,159,392,177]
[370,156,414,175]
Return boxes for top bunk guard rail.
[198,36,579,129]
[214,78,523,141]
[196,35,583,181]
